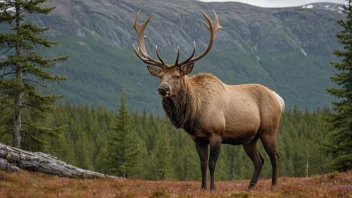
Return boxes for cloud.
[198,0,346,7]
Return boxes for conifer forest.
[0,95,333,180]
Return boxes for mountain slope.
[8,0,344,112]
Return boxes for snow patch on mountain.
[301,3,344,14]
[302,4,314,8]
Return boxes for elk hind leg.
[195,142,208,190]
[243,136,264,189]
[260,133,279,188]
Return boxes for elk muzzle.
[158,83,171,97]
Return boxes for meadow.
[0,169,351,198]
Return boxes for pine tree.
[0,0,67,150]
[105,89,141,178]
[128,131,147,178]
[325,0,352,172]
[152,132,173,180]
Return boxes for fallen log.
[0,142,120,179]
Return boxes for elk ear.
[147,66,162,77]
[180,63,194,75]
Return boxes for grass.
[0,170,351,197]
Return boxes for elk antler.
[133,11,165,67]
[176,9,223,67]
[133,10,223,68]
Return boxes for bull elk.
[132,10,285,190]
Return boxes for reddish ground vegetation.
[0,170,351,197]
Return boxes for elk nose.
[158,86,169,96]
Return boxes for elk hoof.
[271,184,278,191]
[247,183,256,190]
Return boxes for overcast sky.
[199,0,346,7]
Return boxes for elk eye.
[173,75,180,79]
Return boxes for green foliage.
[152,133,173,180]
[325,0,352,172]
[104,89,145,178]
[0,0,67,150]
[0,99,333,180]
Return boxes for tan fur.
[183,73,283,144]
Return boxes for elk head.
[133,10,223,98]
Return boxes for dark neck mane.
[162,81,195,129]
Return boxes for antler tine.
[175,46,180,66]
[177,41,196,67]
[212,9,224,30]
[200,10,213,30]
[133,11,162,67]
[133,10,142,27]
[176,10,222,66]
[133,44,158,65]
[201,20,210,30]
[155,45,165,65]
[133,11,152,59]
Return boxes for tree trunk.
[13,0,22,148]
[0,143,120,179]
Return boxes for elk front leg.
[195,141,208,190]
[209,135,221,191]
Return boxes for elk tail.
[272,91,285,113]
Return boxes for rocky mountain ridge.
[6,0,344,112]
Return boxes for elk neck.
[162,76,199,130]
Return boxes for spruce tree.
[152,132,173,180]
[325,0,352,172]
[106,89,141,178]
[0,0,67,150]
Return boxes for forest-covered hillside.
[0,100,331,181]
[3,0,342,113]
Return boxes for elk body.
[133,10,285,190]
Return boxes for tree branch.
[0,104,13,111]
[21,121,39,131]
[1,64,14,77]
[21,103,45,113]
[23,78,46,87]
[20,130,41,149]
[0,114,13,125]
[0,130,14,135]
[0,130,14,141]
[0,71,15,78]
[0,47,13,57]
[20,105,45,118]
